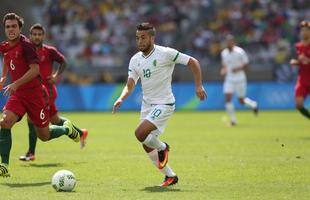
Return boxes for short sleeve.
[50,47,65,63]
[128,57,139,84]
[21,39,39,65]
[165,47,190,65]
[239,48,249,64]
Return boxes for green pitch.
[0,111,309,200]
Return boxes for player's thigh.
[135,119,157,141]
[0,110,21,128]
[223,81,234,95]
[50,112,61,125]
[1,95,26,128]
[235,81,246,98]
[295,83,309,104]
[35,126,50,141]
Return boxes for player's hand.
[196,85,207,101]
[220,67,227,76]
[290,59,299,66]
[0,77,6,90]
[232,68,240,73]
[47,74,59,84]
[298,54,309,65]
[3,82,18,96]
[112,98,123,114]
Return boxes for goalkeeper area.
[0,111,309,200]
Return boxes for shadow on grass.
[141,186,182,193]
[22,163,64,168]
[0,181,50,188]
[301,137,310,141]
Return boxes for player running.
[0,13,80,177]
[220,34,258,126]
[113,22,207,186]
[19,23,88,161]
[290,20,310,120]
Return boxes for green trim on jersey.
[173,52,179,62]
[142,47,155,59]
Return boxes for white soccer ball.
[51,170,76,192]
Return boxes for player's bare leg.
[239,97,258,115]
[0,110,19,177]
[53,115,88,148]
[143,144,178,186]
[135,120,169,169]
[225,93,237,126]
[296,96,310,119]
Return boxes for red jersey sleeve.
[20,35,39,65]
[49,46,65,64]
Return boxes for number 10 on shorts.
[151,108,162,120]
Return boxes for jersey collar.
[142,45,156,59]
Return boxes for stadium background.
[0,0,309,111]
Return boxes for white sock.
[244,97,257,109]
[147,150,176,177]
[225,102,237,123]
[142,134,166,151]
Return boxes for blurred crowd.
[38,0,309,84]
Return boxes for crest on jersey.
[153,59,157,67]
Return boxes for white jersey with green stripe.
[128,45,191,104]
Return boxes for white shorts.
[140,102,175,136]
[223,80,246,97]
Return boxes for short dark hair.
[300,20,310,29]
[136,22,156,36]
[3,13,24,28]
[225,34,235,40]
[30,23,45,34]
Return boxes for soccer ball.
[51,170,76,192]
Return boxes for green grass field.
[0,111,309,200]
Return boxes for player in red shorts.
[18,24,88,162]
[0,13,80,177]
[290,20,310,120]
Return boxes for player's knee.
[36,130,50,142]
[295,103,303,110]
[135,128,146,142]
[238,99,245,105]
[37,134,49,142]
[0,117,14,128]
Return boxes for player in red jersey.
[0,13,80,177]
[290,20,310,120]
[18,24,88,161]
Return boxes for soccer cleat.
[64,120,80,143]
[0,163,10,177]
[160,175,178,187]
[253,106,259,116]
[80,129,88,149]
[158,142,170,169]
[230,121,237,126]
[19,152,35,161]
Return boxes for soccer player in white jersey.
[220,34,258,126]
[113,22,206,186]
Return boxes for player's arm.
[112,78,136,113]
[0,62,8,90]
[3,63,40,96]
[49,59,67,84]
[187,57,207,101]
[48,48,67,84]
[232,49,249,73]
[232,63,248,73]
